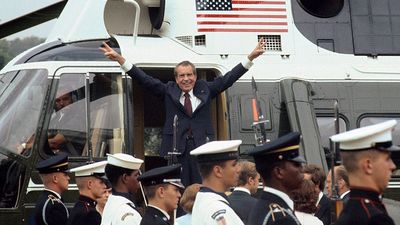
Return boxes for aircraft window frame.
[46,69,129,159]
[316,115,348,150]
[297,0,344,18]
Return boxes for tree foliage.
[0,36,45,70]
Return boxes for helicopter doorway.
[132,67,229,169]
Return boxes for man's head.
[54,89,73,111]
[36,153,70,194]
[105,153,143,194]
[248,132,305,194]
[174,61,197,93]
[191,140,242,191]
[326,165,349,197]
[303,164,326,193]
[138,164,184,212]
[237,160,260,195]
[331,120,398,193]
[71,161,108,200]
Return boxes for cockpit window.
[47,72,126,157]
[0,69,49,157]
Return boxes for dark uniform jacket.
[248,189,301,225]
[228,189,257,224]
[34,189,69,225]
[315,193,331,225]
[336,187,395,225]
[139,206,170,225]
[127,63,248,156]
[68,195,101,225]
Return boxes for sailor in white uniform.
[101,153,144,225]
[190,140,244,225]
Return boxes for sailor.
[331,120,398,225]
[100,153,144,225]
[247,132,304,225]
[190,140,244,225]
[68,161,108,225]
[138,164,184,225]
[33,153,71,225]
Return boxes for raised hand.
[248,38,266,61]
[100,42,126,65]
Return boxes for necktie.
[184,92,192,117]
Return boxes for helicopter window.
[0,71,18,96]
[316,116,347,162]
[297,0,344,18]
[47,72,125,157]
[0,69,49,157]
[0,152,25,208]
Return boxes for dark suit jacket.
[127,63,248,156]
[34,190,69,225]
[140,206,170,225]
[228,189,257,224]
[341,191,350,207]
[315,193,331,225]
[248,191,300,225]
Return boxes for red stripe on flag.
[232,1,286,4]
[197,21,288,25]
[231,7,286,11]
[196,14,287,18]
[198,28,289,32]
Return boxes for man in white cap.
[101,153,144,225]
[190,140,244,225]
[68,161,108,225]
[331,120,398,225]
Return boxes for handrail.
[124,0,140,45]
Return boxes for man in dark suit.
[33,153,70,225]
[101,40,265,186]
[303,164,331,225]
[247,132,304,225]
[331,120,398,225]
[228,160,259,224]
[326,165,350,206]
[138,164,184,225]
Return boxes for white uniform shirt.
[192,190,244,225]
[100,194,142,225]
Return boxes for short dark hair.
[257,160,286,184]
[237,160,258,186]
[303,164,326,191]
[174,61,196,77]
[335,165,349,187]
[198,161,227,178]
[105,164,135,186]
[291,179,318,214]
[144,184,168,199]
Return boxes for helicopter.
[1,0,400,224]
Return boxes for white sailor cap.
[190,140,242,163]
[70,161,107,177]
[330,120,398,151]
[107,153,143,170]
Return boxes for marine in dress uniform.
[34,153,70,225]
[190,140,244,225]
[100,153,144,225]
[138,164,184,225]
[68,161,108,225]
[247,132,305,225]
[331,120,399,225]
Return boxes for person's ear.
[274,166,285,180]
[362,157,374,175]
[214,165,224,178]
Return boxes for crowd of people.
[31,119,398,225]
[29,39,398,225]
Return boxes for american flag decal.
[196,0,288,33]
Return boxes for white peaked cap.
[107,153,143,170]
[190,140,242,162]
[330,120,397,151]
[70,161,107,177]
